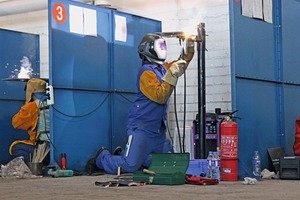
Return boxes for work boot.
[113,146,123,156]
[85,146,106,175]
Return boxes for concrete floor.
[0,174,298,200]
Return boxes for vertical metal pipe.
[197,23,206,159]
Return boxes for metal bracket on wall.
[46,84,54,105]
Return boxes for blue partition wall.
[49,0,161,171]
[281,1,300,155]
[229,0,300,178]
[0,29,39,164]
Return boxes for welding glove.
[182,37,195,66]
[162,60,187,86]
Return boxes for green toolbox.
[133,153,190,185]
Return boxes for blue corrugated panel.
[49,0,161,171]
[235,79,281,178]
[229,0,300,178]
[111,92,136,149]
[0,29,39,164]
[112,11,162,93]
[282,1,300,85]
[284,85,300,155]
[51,89,111,171]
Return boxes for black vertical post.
[197,23,206,159]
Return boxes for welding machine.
[193,108,230,158]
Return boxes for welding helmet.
[138,34,167,64]
[25,78,47,103]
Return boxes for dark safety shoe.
[113,146,123,156]
[85,146,106,175]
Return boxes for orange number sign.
[53,3,67,24]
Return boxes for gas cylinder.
[220,111,239,181]
[220,120,238,159]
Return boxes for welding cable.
[52,93,109,118]
[181,39,187,153]
[182,68,187,153]
[173,87,182,153]
[175,38,188,153]
[115,91,135,103]
[172,38,190,153]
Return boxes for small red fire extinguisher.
[220,110,240,181]
[61,153,67,170]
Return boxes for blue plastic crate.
[186,159,207,176]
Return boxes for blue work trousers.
[96,128,173,174]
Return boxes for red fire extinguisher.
[220,110,240,181]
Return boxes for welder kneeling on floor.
[86,33,195,175]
